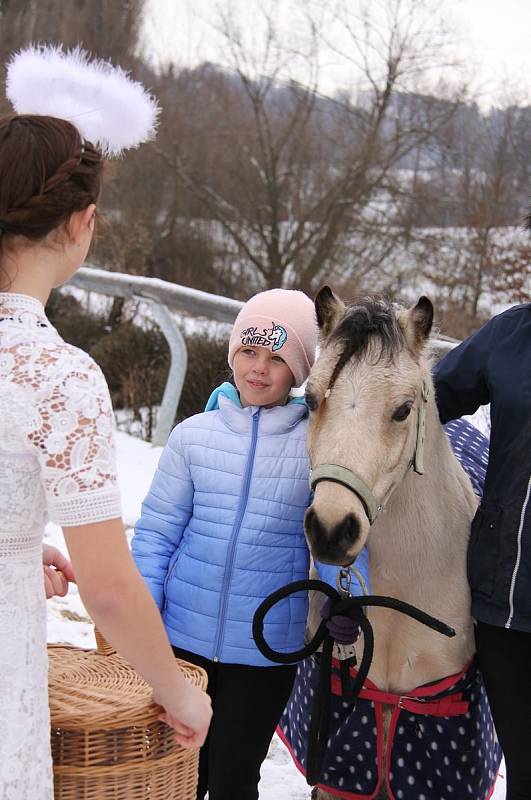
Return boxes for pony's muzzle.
[304,506,362,565]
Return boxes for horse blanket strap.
[339,682,470,717]
[252,579,455,786]
[279,656,501,800]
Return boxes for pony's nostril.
[304,509,360,564]
[332,513,360,547]
[304,508,325,546]
[304,508,334,561]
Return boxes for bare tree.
[151,0,465,295]
[412,94,531,334]
[0,0,143,65]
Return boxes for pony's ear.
[315,286,345,338]
[401,296,433,352]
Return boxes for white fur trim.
[6,44,160,157]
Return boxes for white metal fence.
[68,264,457,445]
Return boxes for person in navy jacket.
[434,302,531,800]
[132,288,368,800]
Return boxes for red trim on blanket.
[374,699,385,799]
[384,704,401,800]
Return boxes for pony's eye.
[392,403,412,422]
[305,390,318,412]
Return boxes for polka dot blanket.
[278,655,501,799]
[278,420,501,798]
[443,419,489,498]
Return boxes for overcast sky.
[141,0,531,108]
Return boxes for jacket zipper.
[213,407,260,661]
[505,474,531,628]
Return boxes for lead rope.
[335,568,363,695]
[252,579,455,787]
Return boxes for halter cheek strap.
[413,378,429,475]
[309,378,430,525]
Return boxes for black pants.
[475,621,531,800]
[172,646,296,800]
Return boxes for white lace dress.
[0,293,122,799]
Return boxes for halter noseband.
[309,378,430,525]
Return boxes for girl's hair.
[0,114,103,242]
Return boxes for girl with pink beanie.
[132,288,367,800]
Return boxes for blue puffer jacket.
[132,384,315,666]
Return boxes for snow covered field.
[46,428,505,799]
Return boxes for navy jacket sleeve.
[433,316,496,424]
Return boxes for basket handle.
[94,627,115,656]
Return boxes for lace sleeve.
[26,346,122,526]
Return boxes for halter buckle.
[398,694,424,709]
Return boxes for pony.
[292,287,500,800]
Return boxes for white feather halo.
[6,44,160,158]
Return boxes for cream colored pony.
[304,288,478,800]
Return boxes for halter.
[309,377,430,525]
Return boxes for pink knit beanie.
[228,289,318,388]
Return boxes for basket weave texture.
[48,631,207,800]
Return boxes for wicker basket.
[48,631,207,800]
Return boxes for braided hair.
[0,114,103,243]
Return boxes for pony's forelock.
[327,296,405,390]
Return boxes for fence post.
[142,299,188,447]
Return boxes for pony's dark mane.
[328,296,405,390]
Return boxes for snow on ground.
[46,427,506,799]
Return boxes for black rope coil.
[252,579,455,786]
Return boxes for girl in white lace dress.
[0,107,211,799]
